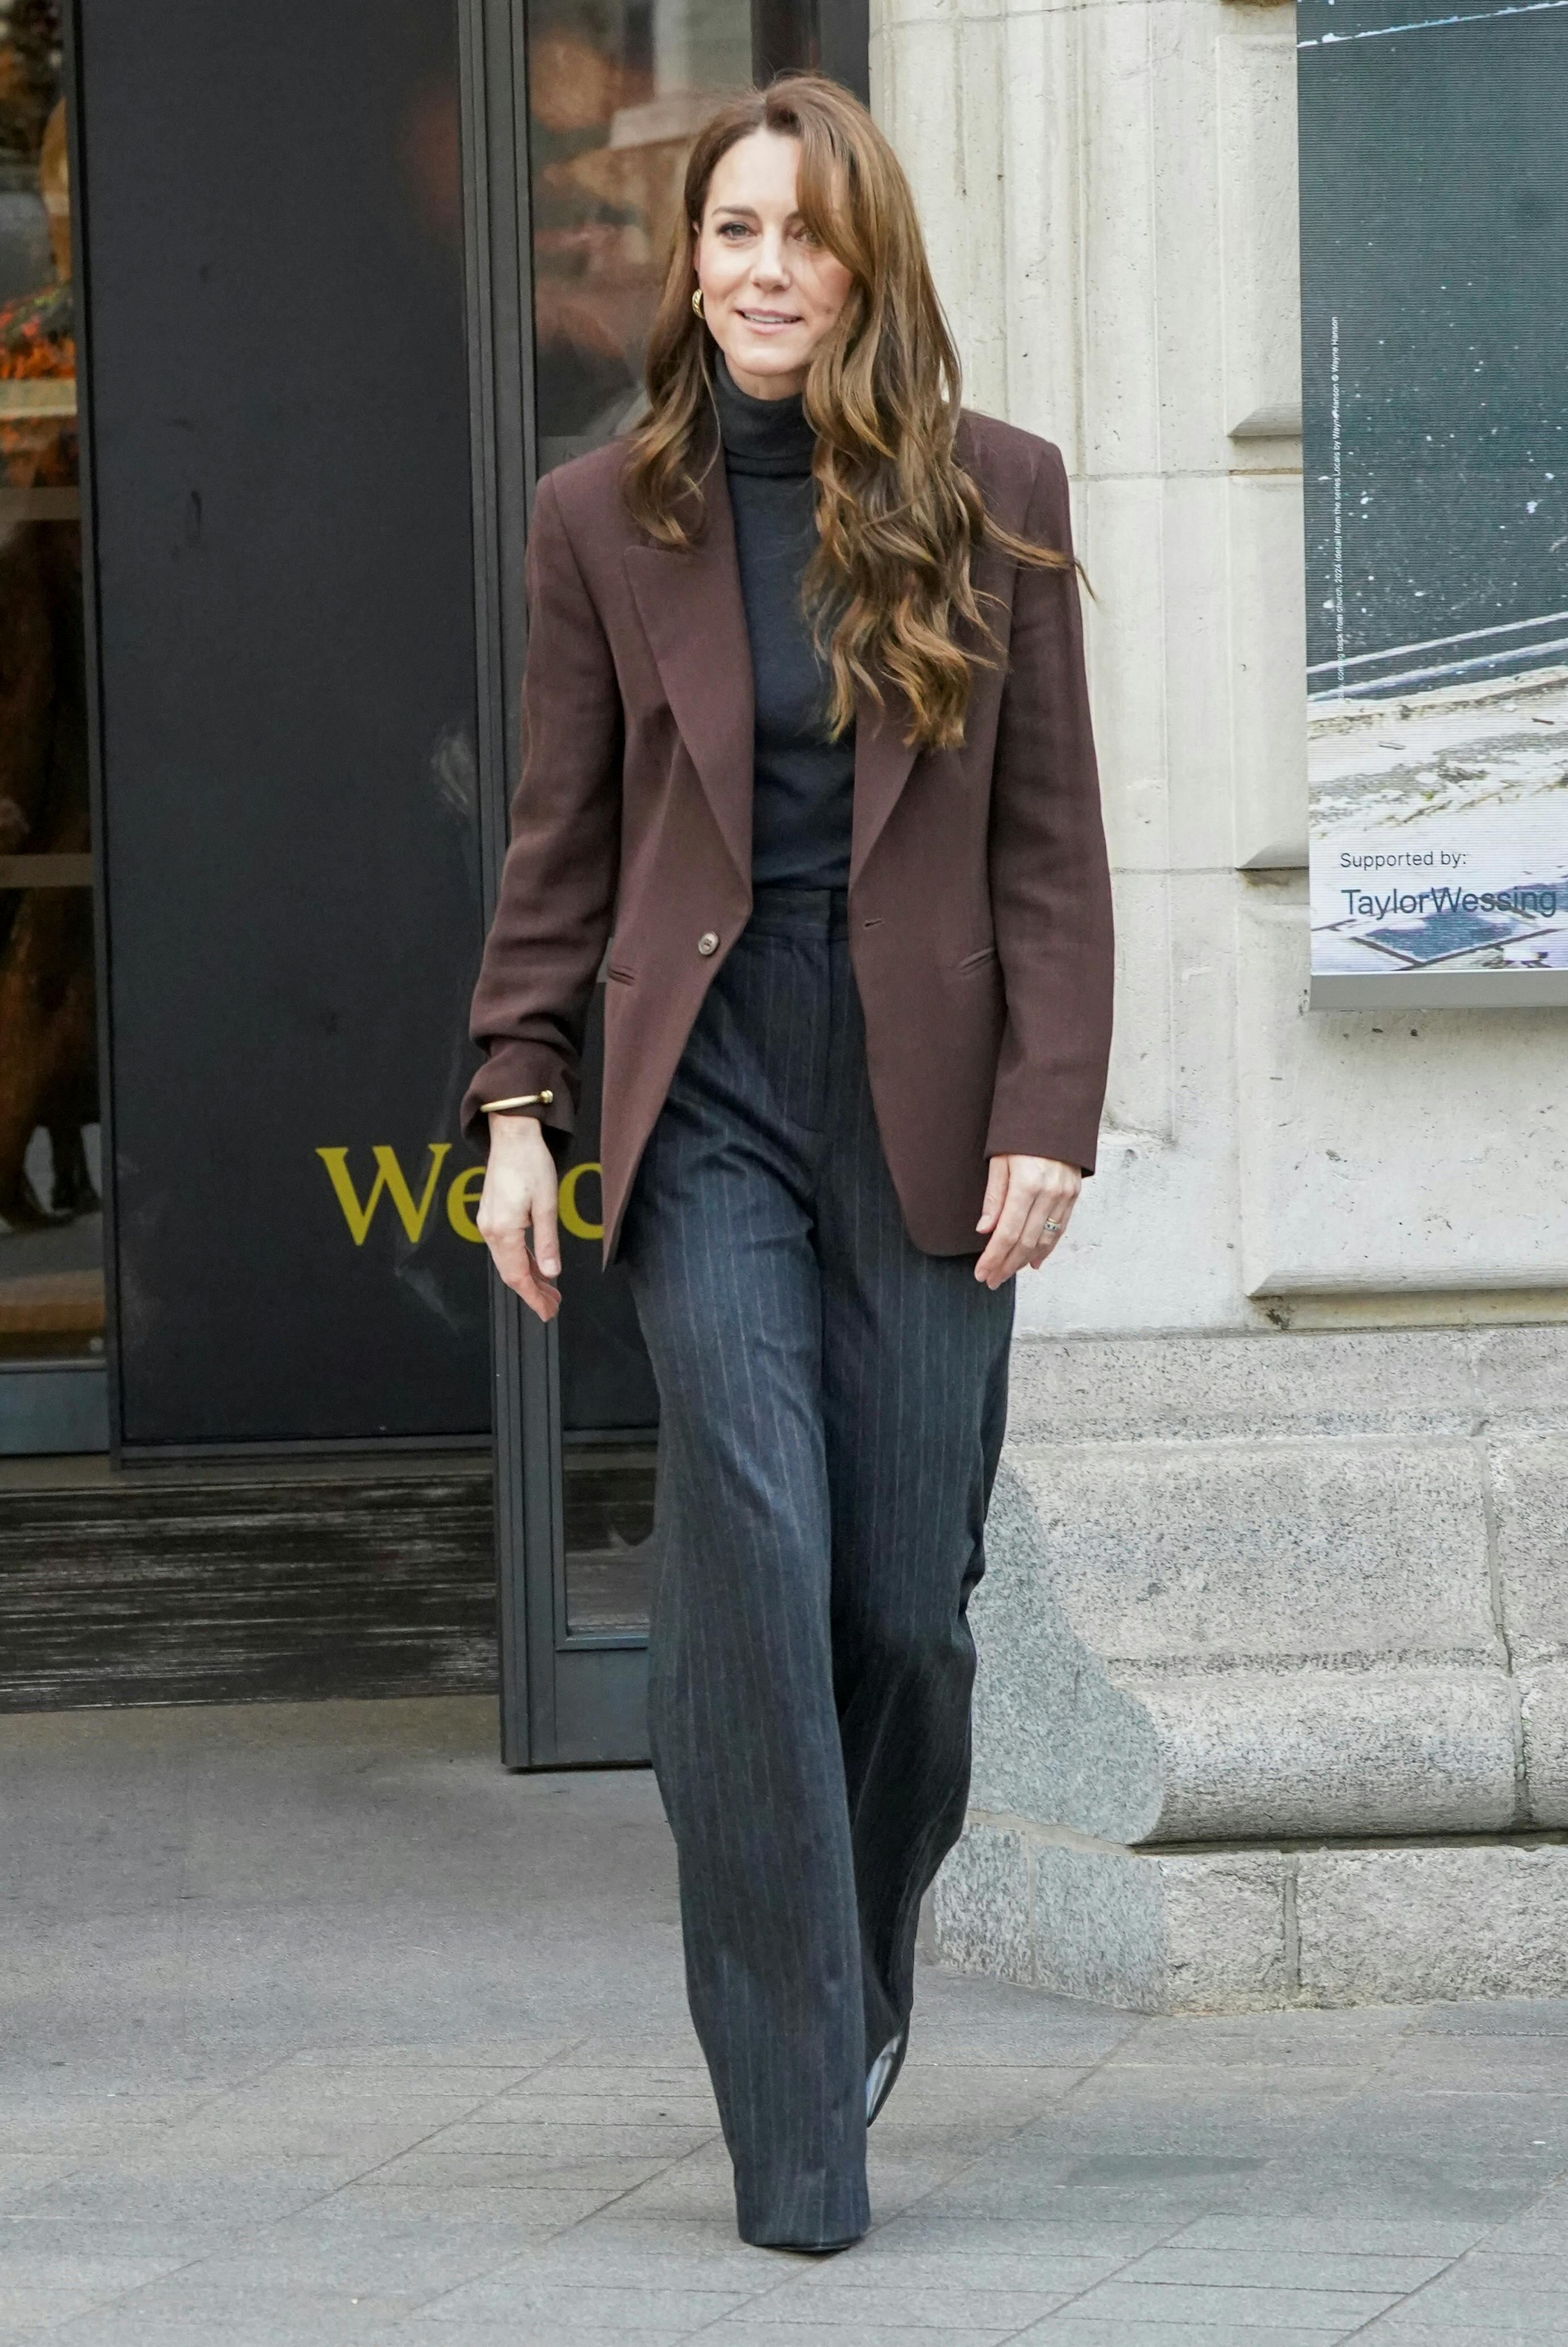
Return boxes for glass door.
[0,5,105,1457]
[470,0,865,1765]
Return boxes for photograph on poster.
[1298,0,1568,1005]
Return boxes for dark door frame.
[460,0,867,1770]
[752,0,869,99]
[0,1,119,1461]
[459,0,652,1769]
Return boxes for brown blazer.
[463,409,1114,1265]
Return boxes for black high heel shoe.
[865,2031,904,2127]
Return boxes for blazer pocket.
[605,962,636,985]
[954,943,998,974]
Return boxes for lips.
[738,309,800,328]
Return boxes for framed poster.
[1299,0,1568,1006]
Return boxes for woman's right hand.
[475,1115,562,1323]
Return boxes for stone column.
[872,0,1568,2010]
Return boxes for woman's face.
[693,128,853,401]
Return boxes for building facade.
[875,0,1568,2007]
[5,0,1565,2007]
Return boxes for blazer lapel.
[624,461,754,894]
[624,454,925,893]
[850,684,919,888]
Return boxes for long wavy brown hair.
[622,74,1076,754]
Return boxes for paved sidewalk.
[4,1697,1568,2345]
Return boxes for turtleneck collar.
[713,352,817,479]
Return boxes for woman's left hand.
[975,1154,1082,1288]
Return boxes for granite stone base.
[934,1822,1568,2011]
[939,1324,1568,2011]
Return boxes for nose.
[750,231,791,289]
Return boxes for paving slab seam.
[1474,1424,1533,1833]
[1339,2002,1446,2123]
[986,2010,1472,2344]
[671,2273,1081,2347]
[297,2028,638,2281]
[391,2043,1140,2339]
[1171,2128,1568,2347]
[1329,2139,1568,2344]
[1138,2003,1443,2198]
[658,2014,1207,2340]
[375,2114,738,2334]
[27,2044,612,2340]
[959,2194,1320,2347]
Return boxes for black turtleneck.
[714,355,855,891]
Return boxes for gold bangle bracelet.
[481,1090,553,1112]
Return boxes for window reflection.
[526,0,752,473]
[526,5,755,1633]
[0,0,100,1371]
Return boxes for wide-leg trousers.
[619,885,1015,2248]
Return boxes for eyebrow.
[710,204,804,224]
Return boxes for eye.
[716,220,751,239]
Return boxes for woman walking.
[465,74,1113,2252]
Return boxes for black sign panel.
[82,0,488,1444]
[82,0,667,1447]
[1299,0,1568,999]
[1299,0,1568,685]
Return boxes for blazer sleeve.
[984,442,1114,1174]
[461,470,622,1153]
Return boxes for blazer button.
[697,931,720,957]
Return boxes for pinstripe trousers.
[620,885,1015,2248]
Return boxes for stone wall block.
[1297,1847,1568,2005]
[951,11,1009,412]
[1082,474,1170,865]
[1162,474,1240,871]
[1215,19,1302,438]
[1148,2,1229,478]
[1028,1840,1170,2008]
[997,9,1081,459]
[1519,1664,1568,1827]
[970,1465,1166,1840]
[1097,869,1176,1147]
[934,1834,1293,2012]
[1472,1330,1568,1433]
[1228,473,1308,871]
[1030,1842,1291,2011]
[1023,872,1255,1343]
[934,1832,1568,2013]
[1000,1440,1497,1672]
[1133,1668,1518,1841]
[1015,1114,1239,1342]
[1237,893,1568,1298]
[1491,1437,1568,1666]
[1005,1328,1481,1449]
[971,1442,1506,1843]
[1160,1848,1293,2011]
[1079,6,1160,478]
[930,1821,1034,1985]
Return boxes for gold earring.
[691,287,704,317]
